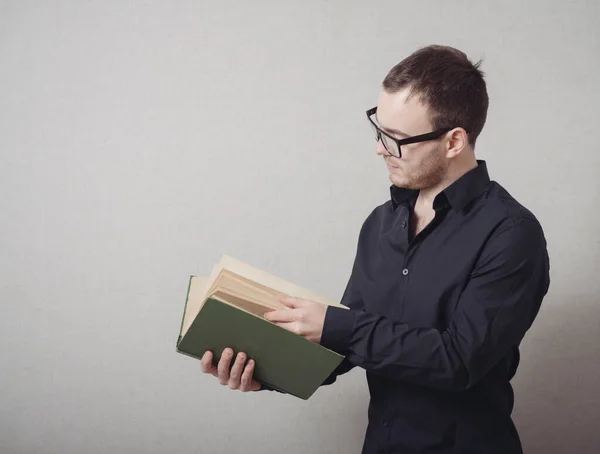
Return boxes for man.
[201,45,550,454]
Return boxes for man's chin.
[389,173,410,188]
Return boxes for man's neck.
[416,157,478,211]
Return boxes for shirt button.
[401,219,407,228]
[383,420,390,427]
[402,268,409,276]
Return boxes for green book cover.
[176,276,345,400]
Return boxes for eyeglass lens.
[370,123,400,157]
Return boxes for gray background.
[1,1,599,453]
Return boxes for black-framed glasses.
[366,106,456,158]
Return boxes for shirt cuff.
[320,305,356,354]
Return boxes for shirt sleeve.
[319,217,550,391]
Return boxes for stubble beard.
[390,145,447,190]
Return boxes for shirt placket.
[397,204,448,319]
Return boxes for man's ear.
[445,127,468,158]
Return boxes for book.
[176,254,347,400]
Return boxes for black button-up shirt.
[320,160,550,454]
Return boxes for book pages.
[214,255,343,307]
[181,276,209,337]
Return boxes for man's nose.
[375,139,387,156]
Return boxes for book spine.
[176,275,194,347]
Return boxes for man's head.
[370,45,488,190]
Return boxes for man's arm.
[319,217,550,392]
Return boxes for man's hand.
[200,348,262,392]
[263,295,328,343]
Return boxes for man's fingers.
[228,352,246,390]
[217,348,234,385]
[204,349,262,392]
[239,359,254,392]
[277,295,302,308]
[264,309,297,323]
[240,360,262,392]
[201,351,217,376]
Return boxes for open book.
[176,255,346,400]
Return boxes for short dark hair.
[382,45,489,146]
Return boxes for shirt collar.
[390,160,491,212]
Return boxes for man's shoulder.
[482,181,546,243]
[482,180,543,224]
